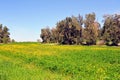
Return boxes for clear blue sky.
[0,0,119,41]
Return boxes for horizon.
[0,0,119,41]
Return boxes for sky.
[0,0,119,42]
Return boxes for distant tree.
[2,26,10,43]
[51,28,59,43]
[40,27,52,43]
[39,13,120,46]
[83,13,100,45]
[102,14,120,46]
[56,20,66,44]
[0,24,3,43]
[56,16,83,45]
[0,24,10,44]
[11,39,15,43]
[71,15,83,44]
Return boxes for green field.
[0,42,120,80]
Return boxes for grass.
[0,42,120,80]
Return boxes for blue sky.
[0,0,119,41]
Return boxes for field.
[0,42,120,80]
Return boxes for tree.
[0,24,3,43]
[55,16,83,45]
[71,15,83,44]
[11,39,15,43]
[56,20,66,44]
[2,26,10,43]
[40,27,52,43]
[0,24,10,44]
[83,13,100,45]
[51,28,59,43]
[102,14,120,46]
[39,13,119,46]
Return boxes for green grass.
[0,43,120,80]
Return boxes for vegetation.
[83,13,100,45]
[102,14,120,46]
[40,13,120,46]
[0,42,120,80]
[0,12,120,80]
[0,24,10,43]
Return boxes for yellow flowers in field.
[0,43,53,56]
[0,45,25,51]
[0,43,120,80]
[0,43,119,56]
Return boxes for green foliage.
[0,24,10,44]
[0,43,120,80]
[11,39,15,43]
[41,15,83,45]
[40,13,101,45]
[40,13,120,46]
[102,14,120,46]
[83,13,100,45]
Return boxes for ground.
[0,42,120,80]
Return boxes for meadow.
[0,42,120,80]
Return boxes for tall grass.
[0,43,120,80]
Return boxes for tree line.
[0,24,10,43]
[40,13,120,46]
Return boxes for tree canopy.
[0,24,10,43]
[40,13,120,46]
